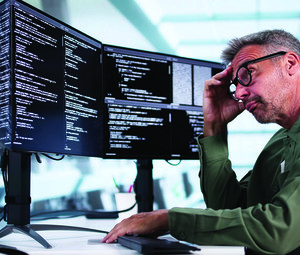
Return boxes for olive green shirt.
[169,116,300,255]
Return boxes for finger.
[101,224,123,243]
[103,233,120,243]
[212,65,232,80]
[205,66,232,88]
[101,233,113,243]
[102,230,123,243]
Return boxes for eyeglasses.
[228,51,287,100]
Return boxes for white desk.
[0,217,245,254]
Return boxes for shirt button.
[179,232,186,240]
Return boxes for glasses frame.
[229,51,287,99]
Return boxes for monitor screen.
[0,0,225,160]
[102,45,225,159]
[0,0,103,157]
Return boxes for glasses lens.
[237,66,251,86]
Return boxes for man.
[102,29,300,255]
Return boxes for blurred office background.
[10,0,294,213]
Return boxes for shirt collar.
[286,115,300,141]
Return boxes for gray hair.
[221,29,300,65]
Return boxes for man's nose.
[234,83,250,100]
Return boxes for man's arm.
[202,65,244,137]
[198,133,248,209]
[199,66,246,208]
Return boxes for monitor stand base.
[0,223,109,249]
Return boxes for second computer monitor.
[102,45,225,159]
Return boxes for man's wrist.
[203,123,227,137]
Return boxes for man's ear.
[285,51,300,76]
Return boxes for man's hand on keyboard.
[102,209,169,244]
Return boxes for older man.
[102,29,300,255]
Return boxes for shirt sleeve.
[197,133,247,209]
[169,130,300,255]
[169,175,300,255]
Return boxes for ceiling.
[122,0,300,62]
[25,0,300,63]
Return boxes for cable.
[0,150,8,222]
[1,149,8,194]
[41,153,65,161]
[0,205,6,222]
[165,159,182,166]
[34,153,65,163]
[0,245,29,255]
[30,202,137,221]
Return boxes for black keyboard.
[118,235,201,254]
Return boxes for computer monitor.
[0,0,103,157]
[0,0,104,248]
[102,45,225,159]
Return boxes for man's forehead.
[231,45,264,70]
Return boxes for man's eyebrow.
[240,58,256,67]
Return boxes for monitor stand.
[134,159,154,213]
[0,150,109,249]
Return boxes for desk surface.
[0,217,245,255]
